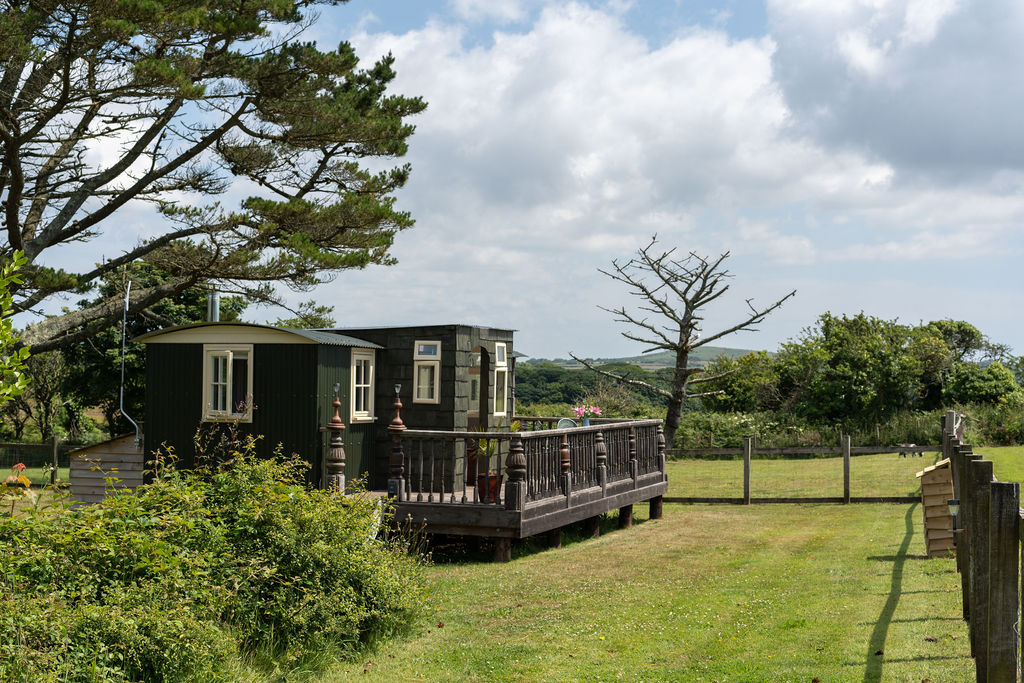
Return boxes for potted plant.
[573,404,602,426]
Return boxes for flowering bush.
[573,405,603,420]
[2,463,33,516]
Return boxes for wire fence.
[0,440,80,472]
[666,440,939,502]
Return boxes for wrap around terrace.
[384,411,668,561]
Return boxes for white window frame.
[202,344,253,422]
[494,343,508,417]
[350,348,375,422]
[413,340,441,404]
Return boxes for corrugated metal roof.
[133,322,381,348]
[288,328,381,348]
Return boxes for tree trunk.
[663,391,684,451]
[663,350,691,449]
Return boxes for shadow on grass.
[863,503,917,683]
[866,554,930,562]
[426,510,643,564]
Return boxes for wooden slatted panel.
[70,436,144,503]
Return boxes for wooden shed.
[69,435,144,504]
[917,459,955,558]
[136,323,382,488]
[135,322,515,490]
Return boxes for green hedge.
[0,439,425,681]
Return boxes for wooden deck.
[384,417,668,560]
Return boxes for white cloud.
[737,221,817,265]
[293,0,1024,357]
[449,0,527,23]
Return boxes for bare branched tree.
[571,237,796,447]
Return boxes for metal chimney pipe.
[207,290,220,322]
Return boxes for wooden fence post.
[842,434,851,504]
[988,481,1019,680]
[50,435,58,486]
[959,448,978,623]
[968,458,993,679]
[743,437,752,505]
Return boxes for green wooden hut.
[136,322,515,490]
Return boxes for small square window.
[415,342,439,357]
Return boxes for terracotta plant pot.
[476,473,503,504]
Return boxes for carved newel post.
[504,432,526,511]
[387,384,406,500]
[650,424,665,520]
[325,383,346,492]
[595,430,608,494]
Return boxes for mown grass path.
[332,497,972,682]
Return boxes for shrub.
[0,439,425,681]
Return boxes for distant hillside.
[529,345,757,370]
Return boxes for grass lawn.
[331,498,972,682]
[24,465,70,487]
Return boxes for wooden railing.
[513,416,643,431]
[387,419,666,511]
[944,409,1021,682]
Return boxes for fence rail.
[670,445,940,458]
[666,437,936,504]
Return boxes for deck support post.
[649,495,663,520]
[583,515,601,538]
[595,430,608,496]
[504,433,527,512]
[618,504,633,529]
[387,386,407,501]
[493,537,512,563]
[325,392,346,492]
[547,527,563,549]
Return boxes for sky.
[48,0,1024,360]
